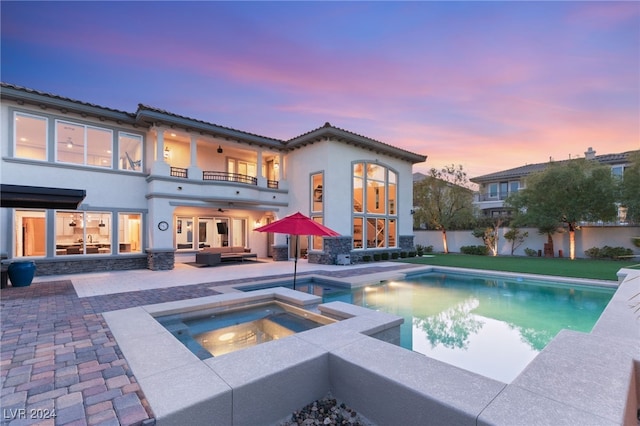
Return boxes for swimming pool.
[322,272,615,382]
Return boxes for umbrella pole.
[293,235,299,290]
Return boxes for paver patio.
[1,262,416,425]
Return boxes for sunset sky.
[2,1,638,179]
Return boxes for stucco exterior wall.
[284,138,415,237]
[414,226,639,258]
[1,88,423,272]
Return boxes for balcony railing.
[170,167,188,178]
[476,193,509,202]
[167,168,280,188]
[203,171,258,185]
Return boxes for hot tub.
[157,301,336,359]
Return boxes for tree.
[619,152,640,224]
[504,226,529,255]
[506,159,618,260]
[472,217,504,256]
[413,165,475,253]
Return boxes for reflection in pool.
[323,273,614,383]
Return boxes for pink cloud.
[567,2,640,29]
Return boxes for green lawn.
[398,254,639,281]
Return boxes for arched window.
[352,162,397,249]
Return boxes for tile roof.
[1,82,136,121]
[135,104,285,148]
[470,150,639,183]
[2,83,427,163]
[286,122,427,164]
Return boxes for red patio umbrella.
[254,212,340,289]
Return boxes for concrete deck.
[1,260,638,425]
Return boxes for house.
[470,147,638,221]
[0,83,426,274]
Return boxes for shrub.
[424,245,433,253]
[524,247,537,257]
[391,252,399,259]
[362,255,371,262]
[585,245,633,260]
[460,245,488,255]
[400,251,408,258]
[381,252,390,261]
[415,244,424,256]
[584,247,601,259]
[373,253,381,261]
[408,251,416,257]
[632,237,640,248]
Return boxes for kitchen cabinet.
[57,217,77,236]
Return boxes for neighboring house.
[1,83,426,274]
[470,147,638,222]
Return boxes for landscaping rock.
[279,394,375,426]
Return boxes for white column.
[187,135,202,180]
[256,150,266,187]
[276,153,283,180]
[156,127,165,160]
[190,135,198,166]
[151,126,170,175]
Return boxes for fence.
[414,226,639,258]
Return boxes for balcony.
[475,193,509,202]
[170,167,188,178]
[203,171,257,185]
[167,167,279,189]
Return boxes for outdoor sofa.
[195,246,257,266]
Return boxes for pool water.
[323,272,615,383]
[157,302,333,359]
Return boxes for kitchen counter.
[56,243,111,255]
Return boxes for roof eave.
[286,126,427,164]
[135,108,286,150]
[1,84,136,124]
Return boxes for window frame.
[14,210,47,258]
[14,111,48,161]
[55,119,114,168]
[352,161,399,250]
[310,171,325,252]
[118,132,143,172]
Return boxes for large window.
[55,211,112,255]
[176,216,247,249]
[352,162,398,249]
[176,216,195,250]
[14,112,47,160]
[488,183,498,199]
[311,172,324,251]
[228,158,257,178]
[14,112,143,172]
[119,213,142,253]
[231,218,247,247]
[56,120,112,167]
[119,132,143,171]
[14,210,47,257]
